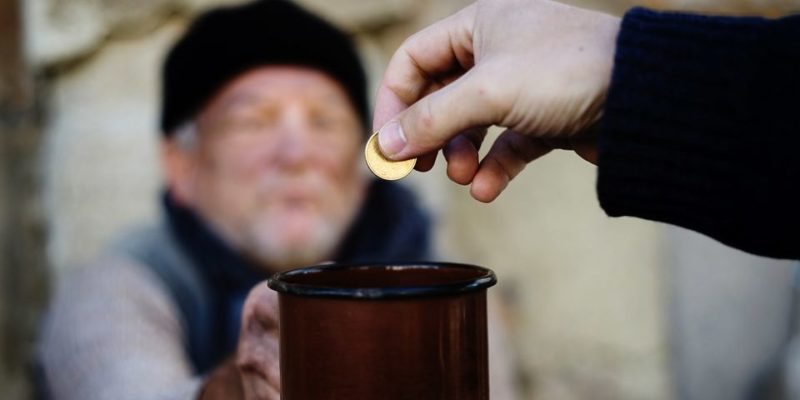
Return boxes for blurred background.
[1,0,798,399]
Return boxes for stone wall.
[1,1,48,399]
[18,0,798,399]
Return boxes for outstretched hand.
[237,282,281,400]
[373,0,620,202]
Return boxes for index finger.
[372,4,476,131]
[242,282,279,329]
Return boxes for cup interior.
[269,263,496,299]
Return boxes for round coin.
[364,131,416,180]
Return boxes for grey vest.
[116,223,219,373]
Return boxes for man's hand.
[373,0,620,202]
[236,282,281,400]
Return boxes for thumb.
[377,68,506,161]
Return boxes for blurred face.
[164,66,368,271]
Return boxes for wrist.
[595,13,621,122]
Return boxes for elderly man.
[38,1,515,399]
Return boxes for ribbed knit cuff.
[597,8,800,258]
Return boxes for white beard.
[200,167,367,272]
[246,211,348,271]
[238,180,364,271]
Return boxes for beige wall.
[29,0,799,399]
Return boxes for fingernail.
[378,121,406,158]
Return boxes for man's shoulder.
[41,223,194,349]
[58,230,174,305]
[104,221,212,312]
[107,222,198,282]
[109,222,175,258]
[38,228,195,400]
[51,222,185,310]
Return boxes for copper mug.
[268,262,496,400]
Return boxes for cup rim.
[267,262,496,299]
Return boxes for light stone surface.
[667,228,797,400]
[24,0,108,67]
[42,21,186,281]
[24,0,417,68]
[296,0,418,30]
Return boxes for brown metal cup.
[268,262,496,400]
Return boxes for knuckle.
[475,81,506,114]
[251,302,279,330]
[242,283,269,312]
[385,78,415,103]
[469,65,513,118]
[237,347,271,376]
[236,351,255,371]
[413,98,437,134]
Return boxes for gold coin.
[364,131,416,180]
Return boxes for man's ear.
[160,137,196,207]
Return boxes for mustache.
[258,172,332,198]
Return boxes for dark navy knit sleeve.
[597,7,800,259]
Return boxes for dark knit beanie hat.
[161,0,369,135]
